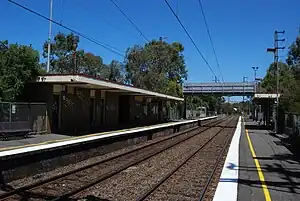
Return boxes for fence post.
[9,103,12,130]
[9,103,12,123]
[45,107,48,133]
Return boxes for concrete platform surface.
[0,122,175,152]
[0,116,218,155]
[0,134,70,149]
[238,120,300,201]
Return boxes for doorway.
[51,94,60,133]
[119,95,130,125]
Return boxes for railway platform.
[0,117,215,155]
[0,116,217,183]
[213,118,300,201]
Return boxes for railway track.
[137,116,237,201]
[67,117,236,201]
[0,117,226,201]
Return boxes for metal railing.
[0,102,48,135]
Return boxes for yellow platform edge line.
[244,122,272,201]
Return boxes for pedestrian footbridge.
[183,82,256,96]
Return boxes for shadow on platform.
[239,160,300,194]
[0,135,37,141]
[244,124,271,130]
[253,153,299,164]
[238,178,300,194]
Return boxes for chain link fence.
[0,102,48,135]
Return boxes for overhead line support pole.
[267,30,285,133]
[47,0,53,73]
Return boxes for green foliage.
[287,35,300,69]
[262,32,300,113]
[80,52,105,77]
[43,32,79,73]
[43,33,125,82]
[261,62,296,93]
[286,34,300,113]
[185,96,204,110]
[105,60,125,82]
[261,62,298,112]
[0,41,40,101]
[185,95,224,113]
[221,102,234,114]
[124,40,188,97]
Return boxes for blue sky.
[1,0,299,83]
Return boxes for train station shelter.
[252,93,280,127]
[19,74,184,135]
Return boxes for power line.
[163,0,218,80]
[109,0,149,42]
[0,41,8,49]
[8,0,125,57]
[197,0,224,83]
[72,0,143,44]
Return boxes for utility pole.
[242,76,248,115]
[46,0,53,73]
[252,66,259,120]
[267,30,285,133]
[252,66,259,93]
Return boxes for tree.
[261,62,298,112]
[80,52,106,77]
[221,102,234,114]
[43,32,80,73]
[261,62,295,93]
[185,96,205,110]
[287,35,300,71]
[125,40,188,97]
[43,32,109,77]
[286,34,300,112]
[0,41,40,101]
[105,60,125,82]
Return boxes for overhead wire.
[72,0,143,44]
[0,41,9,49]
[163,0,219,80]
[108,0,150,42]
[197,0,224,83]
[8,0,125,57]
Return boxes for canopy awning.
[35,74,184,101]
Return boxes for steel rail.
[51,117,231,201]
[0,117,222,200]
[136,116,236,201]
[198,120,236,200]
